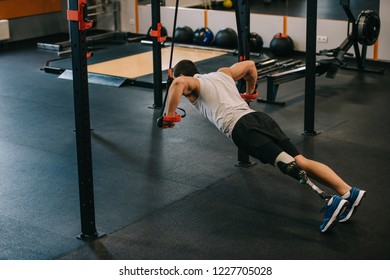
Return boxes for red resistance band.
[240,90,259,100]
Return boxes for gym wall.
[0,0,62,19]
[378,0,390,61]
[136,4,387,61]
[1,0,388,62]
[164,0,203,7]
[120,0,138,33]
[1,0,68,42]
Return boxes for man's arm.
[165,76,200,116]
[218,60,258,95]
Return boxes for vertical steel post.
[68,0,100,240]
[235,0,250,64]
[304,0,318,135]
[151,0,163,108]
[234,0,254,166]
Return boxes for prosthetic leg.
[277,161,332,201]
[276,157,349,232]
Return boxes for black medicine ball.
[193,27,214,46]
[174,26,194,44]
[270,33,294,57]
[214,27,238,49]
[249,32,264,52]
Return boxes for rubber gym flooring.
[0,37,389,260]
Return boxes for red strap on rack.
[167,68,173,79]
[239,55,247,62]
[149,22,167,43]
[67,0,93,31]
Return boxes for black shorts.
[232,112,300,164]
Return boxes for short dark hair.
[173,59,199,77]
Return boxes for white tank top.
[192,72,255,138]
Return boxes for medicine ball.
[214,27,238,49]
[147,26,168,40]
[223,0,233,9]
[270,33,294,57]
[174,26,194,44]
[249,32,264,53]
[193,27,214,46]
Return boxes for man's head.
[173,60,199,78]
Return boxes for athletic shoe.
[320,195,349,233]
[339,187,366,223]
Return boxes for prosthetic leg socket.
[277,161,331,200]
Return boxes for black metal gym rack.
[149,0,165,109]
[149,0,255,166]
[254,0,319,134]
[67,0,104,240]
[258,0,383,115]
[303,0,318,135]
[234,0,256,166]
[39,0,123,56]
[67,0,379,238]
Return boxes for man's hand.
[161,119,176,129]
[240,89,259,103]
[157,114,182,129]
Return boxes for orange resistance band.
[135,0,139,33]
[374,39,379,60]
[204,9,208,28]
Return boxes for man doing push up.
[161,59,366,233]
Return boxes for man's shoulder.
[198,71,232,80]
[216,67,232,77]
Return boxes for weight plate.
[356,10,380,46]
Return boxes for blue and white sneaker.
[339,187,366,223]
[320,195,349,233]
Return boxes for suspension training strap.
[157,0,186,128]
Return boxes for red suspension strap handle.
[163,114,182,123]
[157,113,182,128]
[164,113,182,123]
[240,90,259,101]
[240,83,259,102]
